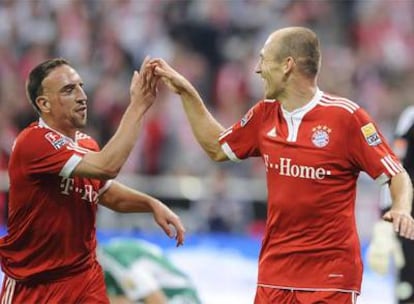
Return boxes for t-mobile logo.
[264,155,332,180]
[60,177,99,204]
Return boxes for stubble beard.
[73,114,87,129]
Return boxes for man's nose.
[76,87,88,102]
[254,62,261,74]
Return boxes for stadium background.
[0,0,413,303]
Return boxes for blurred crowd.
[1,0,414,232]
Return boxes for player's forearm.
[100,103,148,172]
[112,194,160,213]
[389,171,413,213]
[79,103,148,179]
[180,89,227,161]
[100,181,160,213]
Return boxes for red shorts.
[254,286,358,304]
[0,261,109,304]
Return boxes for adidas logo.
[267,127,277,137]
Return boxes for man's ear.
[283,56,296,75]
[36,96,51,113]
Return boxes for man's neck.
[278,81,318,112]
[39,117,77,141]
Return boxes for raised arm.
[74,57,158,179]
[151,58,228,162]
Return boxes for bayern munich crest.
[311,125,331,148]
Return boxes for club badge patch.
[45,132,67,150]
[361,122,382,146]
[240,109,253,127]
[311,125,331,148]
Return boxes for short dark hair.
[26,58,70,113]
[275,27,321,78]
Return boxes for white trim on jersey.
[284,113,303,142]
[351,291,357,304]
[1,276,16,304]
[221,142,241,162]
[66,143,90,154]
[380,155,404,176]
[281,89,322,142]
[318,99,355,114]
[99,180,113,195]
[38,118,76,145]
[263,99,276,103]
[256,283,359,295]
[318,94,359,114]
[218,127,233,141]
[59,154,83,177]
[322,94,360,110]
[395,106,414,137]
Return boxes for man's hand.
[130,56,159,112]
[366,221,405,275]
[150,58,193,95]
[383,209,414,240]
[151,200,185,247]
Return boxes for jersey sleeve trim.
[218,127,233,141]
[221,142,241,162]
[374,155,403,186]
[59,154,82,177]
[380,155,404,176]
[99,180,113,196]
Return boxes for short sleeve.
[348,108,404,185]
[218,101,264,161]
[17,129,88,178]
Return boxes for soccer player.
[0,57,185,303]
[368,105,414,303]
[98,238,201,304]
[151,26,414,303]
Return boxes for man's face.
[255,34,285,99]
[41,65,88,130]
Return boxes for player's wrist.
[147,197,163,213]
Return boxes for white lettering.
[263,155,331,180]
[82,184,99,203]
[59,177,99,204]
[315,167,326,179]
[60,177,74,195]
[280,157,291,176]
[300,166,315,179]
[264,154,270,172]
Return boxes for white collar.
[38,118,77,144]
[281,88,323,117]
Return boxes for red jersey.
[0,119,110,282]
[219,89,403,293]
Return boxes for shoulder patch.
[240,109,253,127]
[361,123,382,146]
[45,132,68,150]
